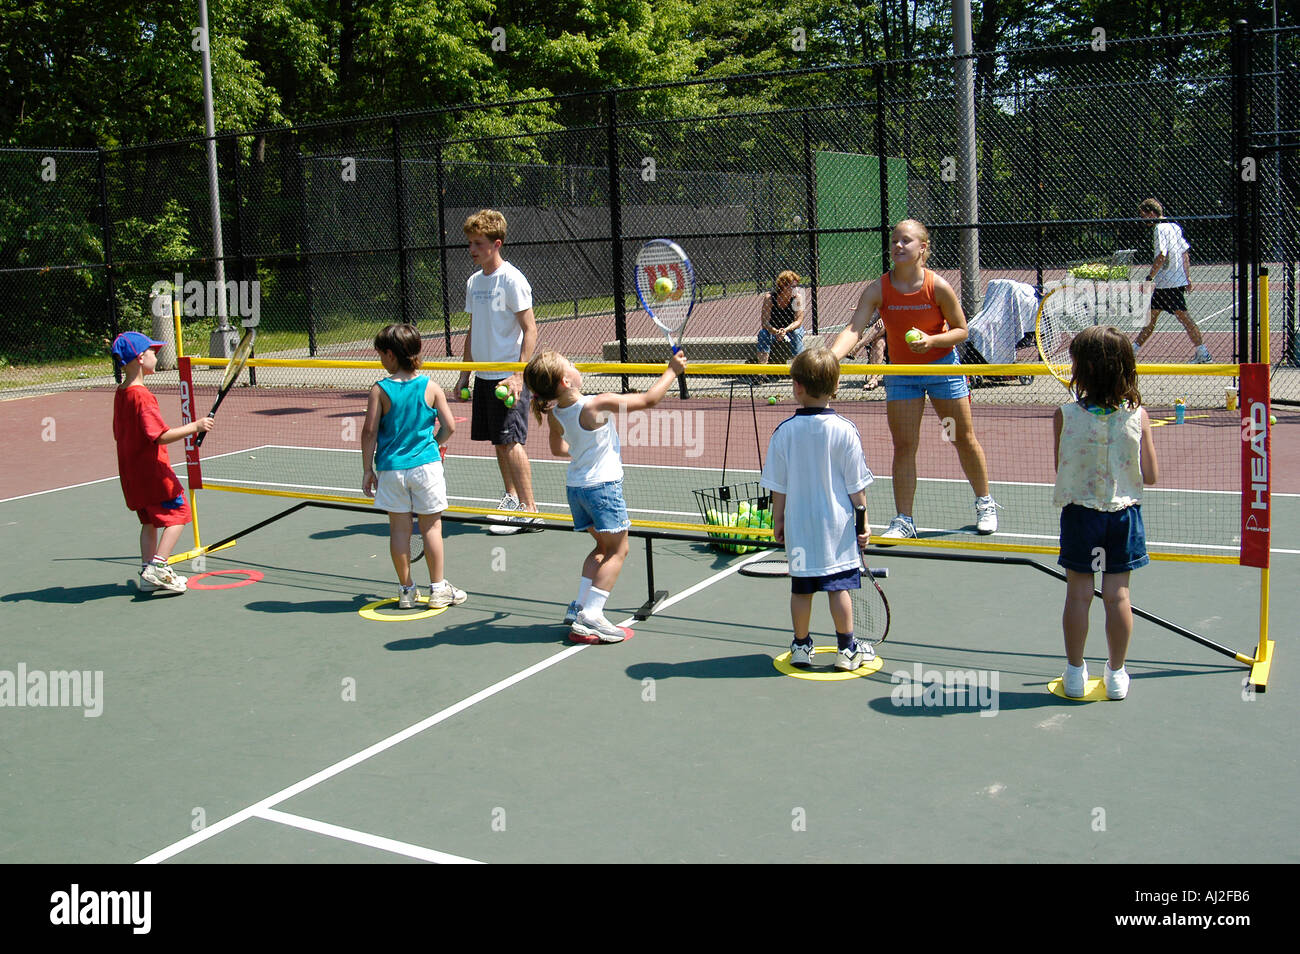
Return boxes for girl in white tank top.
[523,349,688,643]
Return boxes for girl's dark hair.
[374,323,423,372]
[1069,325,1141,409]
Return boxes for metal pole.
[802,110,819,334]
[953,0,981,318]
[607,92,629,393]
[198,0,234,357]
[1232,19,1253,365]
[435,140,452,357]
[97,148,121,384]
[392,117,411,328]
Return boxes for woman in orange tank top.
[831,220,998,539]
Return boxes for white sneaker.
[428,581,467,607]
[834,639,876,671]
[398,584,420,609]
[1104,663,1130,700]
[1193,345,1212,364]
[880,515,916,542]
[572,611,626,643]
[975,496,1000,535]
[487,493,521,535]
[1063,662,1088,699]
[140,563,187,594]
[789,639,815,667]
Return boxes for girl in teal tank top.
[362,324,464,611]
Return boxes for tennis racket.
[635,239,696,399]
[1035,285,1100,388]
[409,515,425,566]
[852,507,890,644]
[195,328,255,447]
[738,553,889,582]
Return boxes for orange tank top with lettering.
[879,269,952,365]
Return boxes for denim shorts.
[790,566,862,595]
[1058,503,1149,574]
[567,479,631,534]
[884,350,970,401]
[757,326,804,356]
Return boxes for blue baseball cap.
[111,331,165,367]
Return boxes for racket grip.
[195,430,207,449]
[854,506,867,537]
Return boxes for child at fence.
[523,348,688,642]
[1134,198,1212,364]
[1052,325,1159,700]
[760,347,875,670]
[111,331,214,595]
[362,323,465,610]
[830,218,998,539]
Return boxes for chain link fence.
[2,24,1294,398]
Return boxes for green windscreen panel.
[815,151,907,288]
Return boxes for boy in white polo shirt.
[761,347,875,671]
[454,209,542,533]
[1133,198,1211,363]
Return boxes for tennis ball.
[767,395,778,405]
[738,502,750,516]
[459,386,470,400]
[1271,414,1277,425]
[905,328,923,344]
[494,384,515,408]
[653,276,673,299]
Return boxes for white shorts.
[374,461,447,515]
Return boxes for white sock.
[576,576,592,605]
[583,587,610,617]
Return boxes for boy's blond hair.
[463,209,507,242]
[790,347,840,399]
[523,350,569,423]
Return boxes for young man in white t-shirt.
[1134,198,1211,363]
[454,210,542,533]
[760,347,875,671]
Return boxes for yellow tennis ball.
[1270,414,1277,425]
[653,276,673,299]
[905,328,923,344]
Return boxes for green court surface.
[1,473,1297,865]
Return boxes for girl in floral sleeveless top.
[1052,325,1159,700]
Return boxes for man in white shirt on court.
[455,209,542,533]
[1133,198,1212,363]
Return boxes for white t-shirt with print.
[465,261,532,381]
[760,408,874,577]
[1152,221,1190,289]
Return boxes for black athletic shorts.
[1150,286,1188,314]
[471,376,530,445]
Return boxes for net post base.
[1249,639,1276,693]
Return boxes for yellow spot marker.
[773,646,884,681]
[1045,677,1111,701]
[359,597,451,622]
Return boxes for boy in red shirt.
[111,332,214,594]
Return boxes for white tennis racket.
[634,239,696,398]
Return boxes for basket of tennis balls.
[1069,262,1131,281]
[693,482,774,554]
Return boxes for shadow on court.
[383,612,576,651]
[624,654,783,681]
[1,582,154,604]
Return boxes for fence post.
[1232,18,1254,365]
[227,135,254,383]
[393,117,411,328]
[874,66,890,276]
[97,148,120,383]
[1031,93,1044,290]
[435,139,452,357]
[296,141,318,357]
[607,91,629,391]
[802,110,819,335]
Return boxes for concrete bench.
[602,336,830,364]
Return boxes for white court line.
[254,808,483,864]
[136,555,758,864]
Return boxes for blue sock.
[793,635,813,647]
[836,631,856,652]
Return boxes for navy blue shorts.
[1058,503,1149,574]
[471,376,530,446]
[1150,286,1188,314]
[791,566,862,595]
